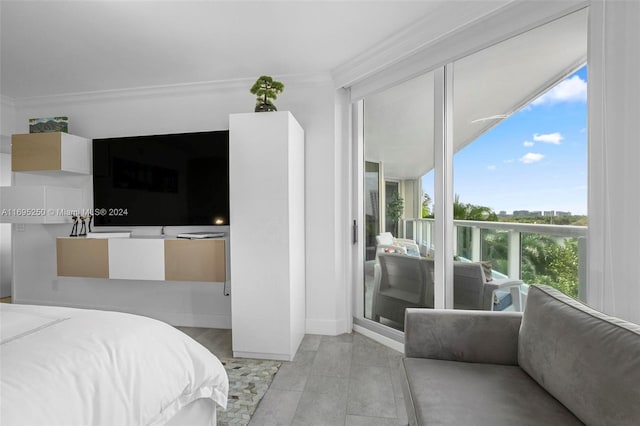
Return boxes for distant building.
[498,210,508,216]
[511,209,572,217]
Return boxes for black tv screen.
[93,130,229,226]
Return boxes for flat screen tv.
[93,130,229,226]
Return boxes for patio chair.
[372,253,434,327]
[371,255,522,328]
[453,261,523,311]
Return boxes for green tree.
[453,194,498,221]
[521,235,578,297]
[422,192,432,218]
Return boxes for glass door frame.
[350,65,455,341]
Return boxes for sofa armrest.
[404,308,523,365]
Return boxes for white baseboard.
[353,324,404,353]
[305,317,351,336]
[164,312,231,329]
[233,351,293,361]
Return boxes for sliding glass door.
[359,71,437,332]
[353,7,588,336]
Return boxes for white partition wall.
[229,112,305,361]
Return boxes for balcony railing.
[402,218,588,300]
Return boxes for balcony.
[401,217,587,303]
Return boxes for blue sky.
[424,66,587,215]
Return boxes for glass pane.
[452,9,588,310]
[481,229,509,277]
[365,161,380,262]
[521,233,580,299]
[363,71,436,331]
[384,181,400,235]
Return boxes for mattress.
[0,303,228,426]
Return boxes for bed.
[0,303,228,426]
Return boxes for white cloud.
[519,153,544,164]
[531,75,587,106]
[533,132,563,145]
[503,159,514,164]
[523,140,534,147]
[487,165,497,171]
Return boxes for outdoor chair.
[453,261,523,311]
[375,232,420,257]
[372,254,522,328]
[372,253,434,328]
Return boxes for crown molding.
[331,0,514,88]
[332,0,589,92]
[11,72,333,108]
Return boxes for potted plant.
[250,76,284,112]
[386,193,404,235]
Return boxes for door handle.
[352,220,358,244]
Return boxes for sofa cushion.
[402,357,582,426]
[518,285,640,425]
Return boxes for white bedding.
[0,303,228,426]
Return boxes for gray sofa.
[401,285,640,425]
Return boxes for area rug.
[217,357,282,425]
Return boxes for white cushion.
[376,232,394,245]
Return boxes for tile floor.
[177,327,409,426]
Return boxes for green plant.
[386,194,404,234]
[422,192,432,218]
[250,75,284,112]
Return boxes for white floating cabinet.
[11,132,91,174]
[0,186,82,223]
[229,112,305,361]
[108,238,165,280]
[3,132,92,224]
[56,237,226,282]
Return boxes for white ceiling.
[0,0,450,99]
[1,1,587,177]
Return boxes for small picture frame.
[29,116,69,133]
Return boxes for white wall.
[1,96,16,297]
[9,74,350,333]
[0,154,11,297]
